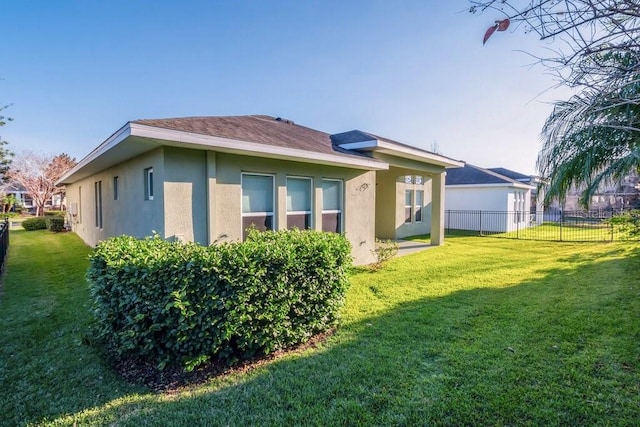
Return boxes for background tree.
[9,152,76,216]
[0,104,14,184]
[470,1,640,206]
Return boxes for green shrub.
[370,238,399,270]
[22,217,48,231]
[45,210,65,217]
[87,229,352,371]
[46,216,66,232]
[608,210,640,237]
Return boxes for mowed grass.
[1,231,639,426]
[496,221,627,242]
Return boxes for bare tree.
[470,1,640,206]
[9,152,76,216]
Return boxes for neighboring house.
[445,164,535,232]
[57,115,463,265]
[487,167,545,214]
[2,182,63,214]
[547,170,640,212]
[3,183,33,212]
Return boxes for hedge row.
[87,229,352,371]
[22,214,66,232]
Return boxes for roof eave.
[56,123,133,185]
[338,139,464,168]
[446,182,535,190]
[57,123,389,185]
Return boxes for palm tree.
[537,53,640,208]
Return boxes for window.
[287,177,312,229]
[405,190,413,223]
[94,181,103,229]
[415,176,423,185]
[78,186,82,224]
[144,167,154,200]
[322,179,343,233]
[242,173,275,239]
[113,176,119,200]
[513,192,523,223]
[415,190,424,222]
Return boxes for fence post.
[559,210,563,242]
[479,211,483,236]
[446,210,450,235]
[611,219,614,242]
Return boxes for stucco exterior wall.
[65,147,381,264]
[395,176,433,239]
[65,148,165,247]
[163,147,208,244]
[211,153,377,264]
[375,170,433,240]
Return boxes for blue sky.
[1,1,566,175]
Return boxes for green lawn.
[1,231,639,426]
[495,221,626,242]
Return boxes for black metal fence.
[445,209,638,242]
[0,218,9,270]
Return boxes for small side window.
[405,190,413,223]
[113,176,119,200]
[144,168,154,200]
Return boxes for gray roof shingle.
[487,167,531,182]
[446,164,528,186]
[132,115,366,158]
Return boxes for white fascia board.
[375,140,464,168]
[56,123,132,185]
[336,140,379,150]
[446,182,535,190]
[130,124,388,171]
[338,139,463,168]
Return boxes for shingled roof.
[58,114,463,185]
[487,167,532,182]
[133,115,360,158]
[446,164,533,187]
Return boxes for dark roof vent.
[275,117,294,125]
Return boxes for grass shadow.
[2,232,639,425]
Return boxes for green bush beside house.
[87,229,352,371]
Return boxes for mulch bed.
[111,330,334,393]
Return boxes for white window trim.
[415,190,424,223]
[405,190,414,224]
[94,180,103,229]
[145,167,154,201]
[321,178,344,213]
[241,172,276,228]
[321,178,344,232]
[286,176,313,227]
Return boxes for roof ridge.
[464,163,530,186]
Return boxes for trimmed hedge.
[22,217,48,231]
[87,229,352,371]
[46,216,66,232]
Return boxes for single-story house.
[444,164,536,233]
[57,115,463,265]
